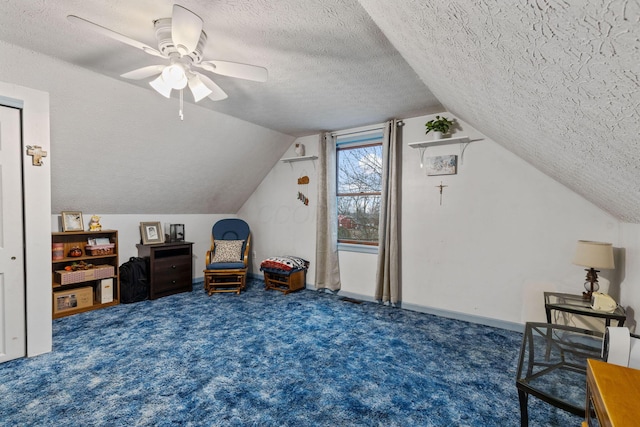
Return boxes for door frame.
[0,81,52,357]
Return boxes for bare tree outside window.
[337,143,383,245]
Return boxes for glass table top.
[544,292,626,319]
[516,322,604,416]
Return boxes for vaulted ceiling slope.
[0,0,440,136]
[359,0,640,223]
[1,1,639,221]
[0,38,297,215]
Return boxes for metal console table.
[544,292,626,328]
[516,322,603,427]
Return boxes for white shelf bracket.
[408,136,481,167]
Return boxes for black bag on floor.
[119,257,149,303]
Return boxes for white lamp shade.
[573,240,615,269]
[161,64,188,90]
[187,75,212,102]
[149,76,173,98]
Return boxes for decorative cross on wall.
[26,145,47,166]
[435,181,448,206]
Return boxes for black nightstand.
[137,242,193,299]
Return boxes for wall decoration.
[140,222,164,245]
[26,145,47,166]
[297,175,309,205]
[426,155,457,176]
[435,181,448,206]
[61,211,84,232]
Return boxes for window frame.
[336,138,383,248]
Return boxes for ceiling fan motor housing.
[154,18,207,63]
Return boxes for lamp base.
[582,268,600,300]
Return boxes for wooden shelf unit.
[51,230,120,318]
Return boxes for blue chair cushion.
[206,262,246,270]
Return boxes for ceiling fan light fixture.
[161,64,188,89]
[188,75,212,102]
[149,75,173,98]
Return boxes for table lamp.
[572,240,615,300]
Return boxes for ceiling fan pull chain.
[179,89,184,120]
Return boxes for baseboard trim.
[400,302,524,332]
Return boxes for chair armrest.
[206,249,213,265]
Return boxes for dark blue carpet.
[0,279,580,426]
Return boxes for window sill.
[338,243,378,254]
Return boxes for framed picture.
[140,222,164,245]
[426,155,458,176]
[170,224,185,242]
[61,211,84,232]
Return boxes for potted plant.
[425,116,455,140]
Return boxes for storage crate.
[55,265,115,285]
[53,286,93,314]
[263,268,306,294]
[85,243,115,256]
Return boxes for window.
[336,131,383,246]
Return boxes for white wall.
[401,115,621,327]
[240,113,640,329]
[238,135,319,281]
[620,223,640,331]
[50,214,234,281]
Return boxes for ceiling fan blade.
[197,74,228,101]
[200,60,268,82]
[171,5,203,55]
[67,15,164,58]
[121,65,166,80]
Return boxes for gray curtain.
[375,120,401,304]
[315,132,341,291]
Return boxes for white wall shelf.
[408,136,475,165]
[281,155,318,163]
[408,135,470,149]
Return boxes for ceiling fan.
[67,4,268,119]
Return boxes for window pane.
[337,145,383,194]
[337,195,380,243]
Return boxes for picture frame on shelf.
[140,222,164,245]
[61,211,84,232]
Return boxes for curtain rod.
[330,120,404,137]
[331,123,384,137]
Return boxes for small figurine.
[88,215,102,231]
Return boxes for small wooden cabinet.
[51,230,120,319]
[586,359,640,426]
[137,242,193,300]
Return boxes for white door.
[0,105,26,363]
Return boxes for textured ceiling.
[359,0,640,223]
[0,0,440,136]
[1,0,639,222]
